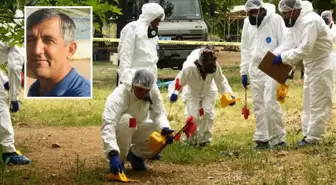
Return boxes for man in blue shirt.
[28,68,90,96]
[26,8,90,97]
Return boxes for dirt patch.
[11,126,247,184]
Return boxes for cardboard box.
[258,51,293,84]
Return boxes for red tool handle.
[175,78,182,91]
[147,116,196,160]
[241,88,250,119]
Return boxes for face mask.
[148,25,158,38]
[248,15,258,26]
[284,9,297,28]
[323,17,331,26]
[202,63,217,74]
[248,9,265,27]
[284,18,297,28]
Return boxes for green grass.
[7,61,336,184]
[14,62,178,127]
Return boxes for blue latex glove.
[109,154,124,175]
[3,82,9,91]
[10,101,19,112]
[229,95,236,106]
[170,93,178,102]
[273,55,283,64]
[242,75,249,89]
[161,127,174,144]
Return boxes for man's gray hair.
[27,8,76,44]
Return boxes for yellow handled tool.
[220,93,240,108]
[148,116,196,158]
[277,83,289,104]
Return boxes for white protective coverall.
[0,70,9,85]
[101,84,170,161]
[331,25,336,95]
[168,48,234,145]
[321,11,336,94]
[117,3,165,86]
[0,43,24,153]
[0,9,25,153]
[274,0,333,142]
[240,3,287,145]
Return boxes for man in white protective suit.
[272,0,334,147]
[0,9,31,165]
[168,46,236,147]
[101,69,174,174]
[240,0,287,150]
[321,11,336,97]
[117,2,165,86]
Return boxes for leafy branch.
[0,0,122,46]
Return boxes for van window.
[149,0,202,20]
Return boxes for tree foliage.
[201,0,246,19]
[0,0,27,47]
[1,0,335,45]
[203,0,336,39]
[0,0,122,46]
[310,0,336,13]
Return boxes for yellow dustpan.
[107,171,139,183]
[220,93,241,108]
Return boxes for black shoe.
[198,142,209,147]
[126,150,147,171]
[296,137,315,148]
[271,142,286,150]
[253,141,270,150]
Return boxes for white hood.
[138,3,165,25]
[264,3,276,14]
[301,0,314,12]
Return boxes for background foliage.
[0,0,335,43]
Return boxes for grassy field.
[2,60,336,184]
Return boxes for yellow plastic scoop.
[277,84,288,104]
[107,172,139,183]
[220,93,240,108]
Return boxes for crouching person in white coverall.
[168,47,236,147]
[0,41,31,165]
[273,0,333,147]
[241,0,287,150]
[102,69,174,174]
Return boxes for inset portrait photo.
[24,6,92,98]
